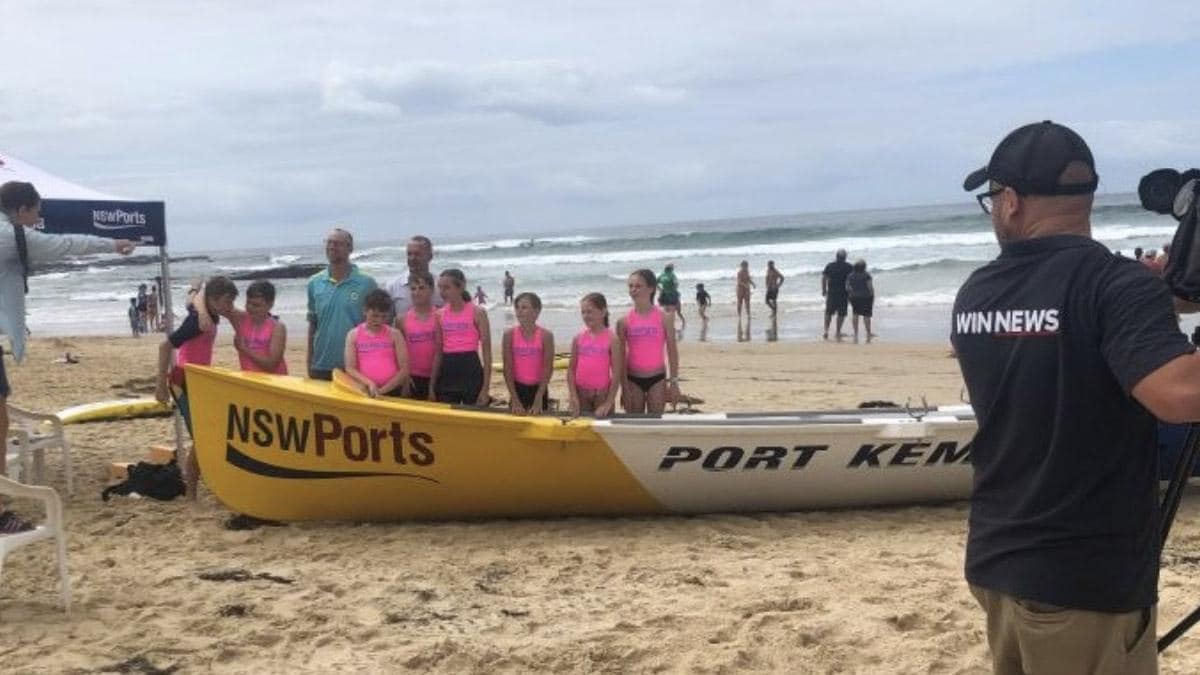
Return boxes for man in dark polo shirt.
[953,120,1200,674]
[821,249,852,340]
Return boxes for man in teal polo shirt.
[306,228,377,380]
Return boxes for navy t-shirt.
[951,235,1193,612]
[824,261,853,299]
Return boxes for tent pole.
[158,246,184,455]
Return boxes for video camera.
[1140,168,1200,301]
[1139,167,1200,653]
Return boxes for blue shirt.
[306,264,376,371]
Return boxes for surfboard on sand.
[56,398,174,424]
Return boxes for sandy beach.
[3,334,1200,674]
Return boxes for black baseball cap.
[963,120,1098,196]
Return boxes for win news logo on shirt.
[954,308,1060,337]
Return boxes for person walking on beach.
[146,283,161,332]
[502,270,515,305]
[821,249,852,341]
[695,283,711,322]
[306,228,376,380]
[385,235,444,320]
[735,260,755,323]
[954,120,1200,674]
[135,283,149,334]
[764,260,785,318]
[473,285,488,306]
[657,263,686,331]
[127,298,141,337]
[846,260,875,343]
[0,181,135,531]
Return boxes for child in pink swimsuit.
[343,289,409,398]
[227,280,288,374]
[568,293,623,417]
[430,268,492,405]
[617,269,680,414]
[397,271,437,400]
[155,276,239,499]
[502,292,555,415]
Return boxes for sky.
[3,1,1200,252]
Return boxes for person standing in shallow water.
[735,260,754,322]
[657,263,685,332]
[764,260,785,318]
[502,270,515,306]
[846,259,875,343]
[821,249,852,341]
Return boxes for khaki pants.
[970,585,1156,675]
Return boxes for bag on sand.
[102,459,186,502]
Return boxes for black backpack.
[102,459,186,502]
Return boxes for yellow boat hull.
[186,366,977,522]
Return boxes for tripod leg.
[1159,604,1200,653]
[1158,423,1200,653]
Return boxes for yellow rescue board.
[185,366,664,522]
[56,398,174,424]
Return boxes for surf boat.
[185,365,977,522]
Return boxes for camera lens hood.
[1139,168,1183,215]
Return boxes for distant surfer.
[821,249,852,341]
[764,260,785,318]
[0,180,136,532]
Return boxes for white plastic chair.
[0,476,71,611]
[6,403,73,495]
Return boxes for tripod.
[1158,424,1200,653]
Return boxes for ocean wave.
[69,290,131,302]
[270,254,302,265]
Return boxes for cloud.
[319,59,686,124]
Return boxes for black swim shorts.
[850,296,874,317]
[825,293,849,317]
[766,288,779,301]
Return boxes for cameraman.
[954,121,1199,674]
